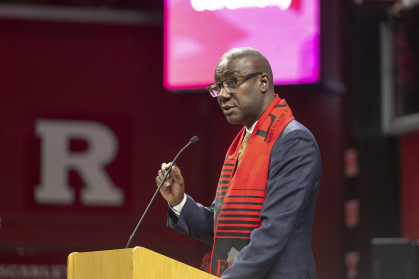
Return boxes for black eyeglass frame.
[206,72,263,97]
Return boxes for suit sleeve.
[221,129,321,279]
[167,194,215,246]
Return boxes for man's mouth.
[222,106,235,114]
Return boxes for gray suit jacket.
[167,120,321,279]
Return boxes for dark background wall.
[5,0,419,279]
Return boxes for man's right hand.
[156,163,185,207]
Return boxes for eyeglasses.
[206,72,263,97]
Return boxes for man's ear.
[260,74,269,93]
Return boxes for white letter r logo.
[35,119,124,206]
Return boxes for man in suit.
[156,48,321,279]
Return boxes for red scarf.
[210,95,294,277]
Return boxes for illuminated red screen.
[164,0,320,90]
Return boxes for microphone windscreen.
[190,136,199,144]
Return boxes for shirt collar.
[246,120,258,134]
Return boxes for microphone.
[126,136,199,248]
[190,136,199,145]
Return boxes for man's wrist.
[169,199,182,207]
[169,194,187,217]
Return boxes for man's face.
[215,56,265,128]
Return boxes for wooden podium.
[67,247,217,279]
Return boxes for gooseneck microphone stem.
[126,136,199,248]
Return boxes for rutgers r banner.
[25,115,134,213]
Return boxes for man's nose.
[217,86,231,100]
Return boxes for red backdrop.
[401,132,419,239]
[0,17,343,279]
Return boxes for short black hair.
[219,47,274,86]
[221,47,268,61]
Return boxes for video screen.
[164,0,320,90]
